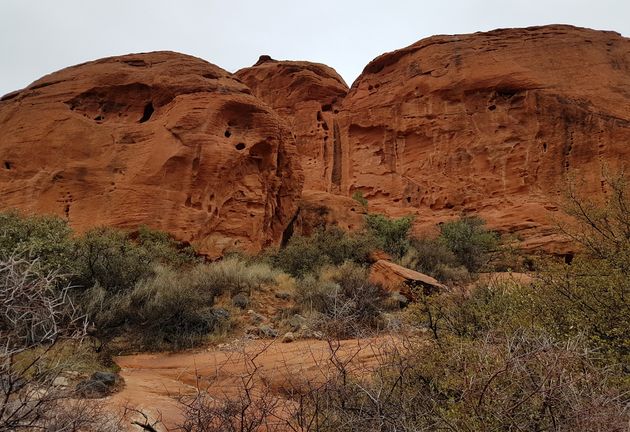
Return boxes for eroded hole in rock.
[564,253,574,265]
[3,161,12,170]
[497,88,517,99]
[321,104,332,112]
[488,105,496,111]
[224,130,232,138]
[235,143,246,150]
[543,143,548,153]
[139,102,154,123]
[94,115,104,121]
[316,111,323,122]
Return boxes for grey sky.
[1,0,629,96]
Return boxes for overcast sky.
[1,0,629,96]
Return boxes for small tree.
[364,213,414,259]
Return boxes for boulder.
[369,259,447,300]
[75,379,110,399]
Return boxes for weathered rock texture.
[1,25,628,255]
[369,259,447,300]
[235,56,348,192]
[236,26,630,252]
[337,25,630,251]
[0,52,303,257]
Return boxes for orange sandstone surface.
[239,25,630,253]
[2,25,629,254]
[0,52,303,257]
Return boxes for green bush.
[438,216,498,272]
[269,227,376,277]
[401,236,470,283]
[364,213,413,259]
[351,190,368,208]
[0,210,74,276]
[72,226,198,294]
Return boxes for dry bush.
[176,333,629,432]
[0,255,123,431]
[294,263,390,338]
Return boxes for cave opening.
[139,102,154,123]
[3,161,12,170]
[235,143,246,150]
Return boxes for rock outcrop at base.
[0,51,303,257]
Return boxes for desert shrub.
[82,257,274,350]
[294,262,389,338]
[438,216,499,272]
[411,280,532,340]
[72,226,197,294]
[527,173,630,364]
[0,210,74,276]
[534,251,630,364]
[351,190,368,208]
[303,331,629,432]
[401,236,470,283]
[364,213,413,259]
[0,256,122,431]
[269,227,376,277]
[202,256,279,296]
[128,266,229,350]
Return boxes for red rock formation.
[0,52,303,258]
[235,56,348,192]
[337,25,630,252]
[1,25,628,256]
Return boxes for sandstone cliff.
[0,51,303,257]
[2,25,628,255]
[337,25,630,251]
[238,25,630,252]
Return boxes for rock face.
[1,25,628,255]
[0,52,303,257]
[235,26,630,252]
[336,25,630,251]
[235,56,348,192]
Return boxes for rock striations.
[1,25,629,254]
[0,52,303,257]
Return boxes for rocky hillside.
[1,25,629,254]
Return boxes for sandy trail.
[108,337,396,430]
